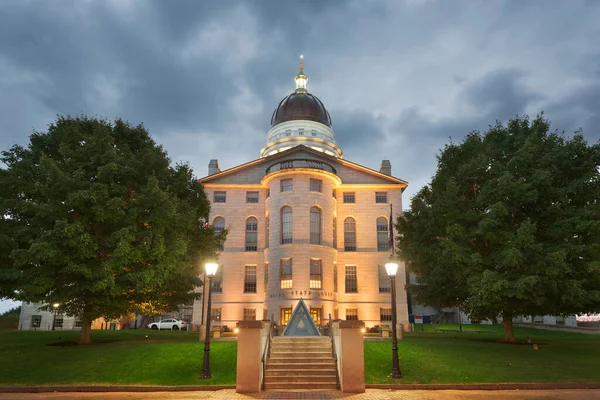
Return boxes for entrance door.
[280,308,292,326]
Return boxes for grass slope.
[365,324,600,384]
[0,330,236,386]
[1,324,598,386]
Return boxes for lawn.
[1,324,599,386]
[365,324,600,384]
[0,330,236,386]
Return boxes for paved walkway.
[1,389,600,400]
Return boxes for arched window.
[245,217,258,251]
[377,217,388,252]
[281,206,293,244]
[344,217,356,251]
[213,217,225,233]
[310,206,322,245]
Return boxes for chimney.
[208,159,221,175]
[380,160,391,176]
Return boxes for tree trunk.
[78,317,92,345]
[501,312,516,343]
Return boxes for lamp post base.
[200,372,211,380]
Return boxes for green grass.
[365,324,600,384]
[0,330,236,386]
[1,324,599,386]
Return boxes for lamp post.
[51,303,59,331]
[201,263,218,380]
[385,262,402,378]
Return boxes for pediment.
[199,145,408,188]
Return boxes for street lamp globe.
[205,263,218,277]
[385,262,398,277]
[52,303,60,309]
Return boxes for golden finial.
[299,54,304,73]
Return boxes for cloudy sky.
[1,0,599,312]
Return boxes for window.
[244,308,256,321]
[378,265,391,293]
[380,308,392,322]
[281,206,293,244]
[246,191,259,203]
[346,308,358,321]
[281,308,292,325]
[299,128,304,135]
[244,265,257,293]
[55,316,64,329]
[285,130,292,137]
[310,259,322,289]
[344,217,356,251]
[377,217,389,252]
[212,266,223,293]
[310,179,322,192]
[211,308,222,323]
[376,192,387,203]
[213,217,225,233]
[333,264,338,292]
[345,265,358,293]
[245,217,258,251]
[310,308,321,325]
[214,191,226,203]
[31,315,41,329]
[280,258,293,289]
[266,189,270,198]
[281,179,293,192]
[310,206,322,245]
[333,217,337,248]
[311,131,317,137]
[265,216,269,248]
[75,320,83,328]
[332,189,336,198]
[264,263,269,289]
[343,192,355,203]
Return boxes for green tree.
[398,114,600,342]
[0,116,224,344]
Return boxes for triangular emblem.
[282,299,320,336]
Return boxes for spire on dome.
[294,55,308,93]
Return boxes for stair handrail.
[260,315,274,390]
[329,313,341,389]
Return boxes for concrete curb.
[1,383,600,393]
[0,385,236,393]
[366,383,600,391]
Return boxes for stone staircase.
[264,336,338,390]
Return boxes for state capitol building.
[193,59,410,329]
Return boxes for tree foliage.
[0,116,224,343]
[398,114,600,342]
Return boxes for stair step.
[268,358,336,365]
[264,375,337,383]
[265,369,336,377]
[266,362,336,369]
[264,383,338,390]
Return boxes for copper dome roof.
[270,92,332,129]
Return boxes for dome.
[260,57,342,159]
[270,92,332,128]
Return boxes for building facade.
[192,60,410,329]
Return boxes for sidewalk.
[2,389,600,400]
